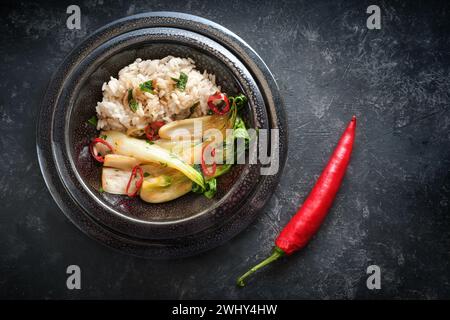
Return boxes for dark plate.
[37,12,288,258]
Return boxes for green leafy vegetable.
[139,80,155,94]
[127,89,133,102]
[191,164,216,198]
[233,116,251,151]
[191,182,203,194]
[203,178,217,199]
[171,72,188,91]
[162,176,173,187]
[127,89,139,112]
[87,116,98,127]
[191,178,217,199]
[211,114,250,179]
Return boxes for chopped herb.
[228,94,248,111]
[207,109,213,115]
[100,134,107,140]
[159,162,168,167]
[127,88,133,102]
[127,89,139,112]
[190,103,199,113]
[143,172,150,177]
[139,80,155,94]
[87,116,98,127]
[98,186,104,193]
[171,72,188,91]
[233,117,250,141]
[146,140,154,145]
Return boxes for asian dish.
[87,56,249,203]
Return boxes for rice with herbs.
[95,56,219,136]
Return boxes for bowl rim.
[37,11,288,258]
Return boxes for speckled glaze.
[37,12,287,258]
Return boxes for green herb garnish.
[129,101,138,112]
[87,116,98,127]
[127,89,138,112]
[191,164,217,198]
[100,134,107,140]
[233,116,250,142]
[146,140,154,145]
[171,72,188,91]
[139,80,155,94]
[159,162,168,167]
[143,172,150,177]
[234,94,248,110]
[98,186,104,193]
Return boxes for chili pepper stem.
[236,247,285,287]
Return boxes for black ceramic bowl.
[37,12,287,258]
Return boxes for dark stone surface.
[1,0,449,299]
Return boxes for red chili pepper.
[125,165,144,197]
[236,116,357,287]
[145,121,165,141]
[207,92,230,115]
[89,138,114,163]
[201,144,217,177]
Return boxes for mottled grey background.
[1,0,449,299]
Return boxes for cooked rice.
[95,56,219,135]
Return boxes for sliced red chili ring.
[145,121,165,141]
[201,144,217,177]
[126,165,144,197]
[207,92,230,115]
[89,138,114,163]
